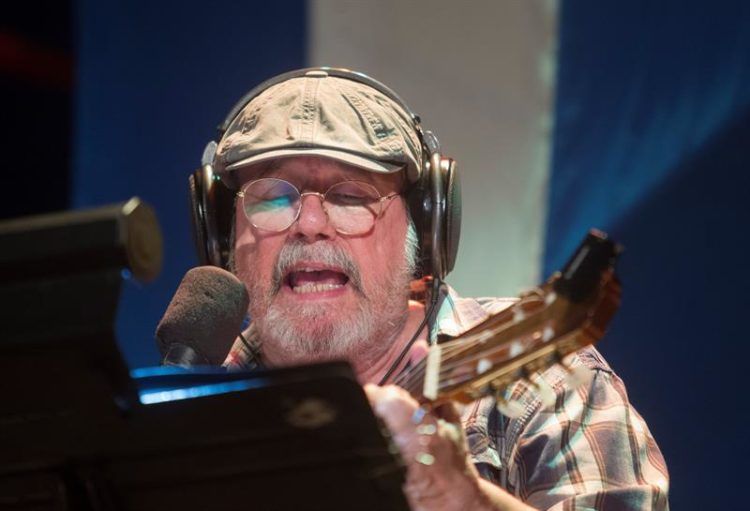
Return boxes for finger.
[433,401,463,425]
[408,339,430,365]
[364,384,423,433]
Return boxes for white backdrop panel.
[309,0,558,297]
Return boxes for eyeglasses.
[237,178,400,235]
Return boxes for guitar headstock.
[397,230,622,409]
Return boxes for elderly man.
[197,68,668,510]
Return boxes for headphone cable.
[378,277,443,385]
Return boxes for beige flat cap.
[215,69,422,186]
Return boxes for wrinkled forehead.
[234,156,406,191]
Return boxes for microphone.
[156,266,250,367]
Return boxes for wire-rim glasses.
[237,178,400,235]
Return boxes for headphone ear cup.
[212,176,235,268]
[442,158,461,275]
[188,169,210,265]
[428,152,447,279]
[407,153,460,280]
[407,169,431,278]
[188,165,235,268]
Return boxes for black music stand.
[0,200,408,510]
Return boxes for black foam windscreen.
[156,266,249,366]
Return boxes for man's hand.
[364,384,535,511]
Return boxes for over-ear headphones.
[188,67,461,280]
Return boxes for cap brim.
[224,148,403,174]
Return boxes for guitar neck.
[391,230,621,406]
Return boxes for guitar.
[392,229,622,413]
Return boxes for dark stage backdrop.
[546,2,750,509]
[73,1,749,509]
[74,0,306,367]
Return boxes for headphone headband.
[190,67,461,280]
[217,67,423,139]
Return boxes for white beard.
[260,283,400,368]
[238,222,419,371]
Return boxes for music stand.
[0,199,408,510]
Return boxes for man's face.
[233,156,416,369]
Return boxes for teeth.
[292,283,344,294]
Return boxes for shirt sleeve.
[504,354,670,511]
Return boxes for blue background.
[546,2,750,508]
[74,0,306,366]
[70,1,749,508]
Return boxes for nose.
[291,192,337,241]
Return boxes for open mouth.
[284,267,350,294]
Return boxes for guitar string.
[416,292,559,384]
[395,332,509,394]
[401,333,565,397]
[390,330,477,388]
[394,317,524,390]
[392,290,556,393]
[398,339,513,395]
[391,334,473,387]
[396,281,614,397]
[395,311,558,395]
[394,325,510,392]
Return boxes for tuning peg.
[495,397,525,419]
[491,380,525,418]
[521,365,557,409]
[564,365,594,389]
[532,378,557,409]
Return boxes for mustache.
[271,241,364,295]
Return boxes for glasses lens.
[325,181,381,234]
[242,178,300,231]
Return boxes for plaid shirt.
[224,287,670,510]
